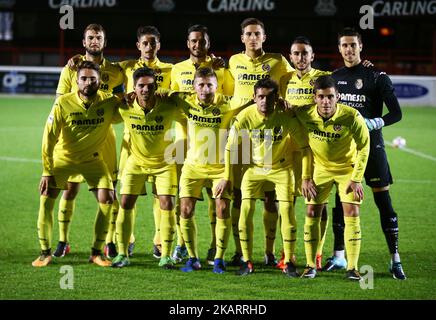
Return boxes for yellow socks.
[278,201,297,264]
[316,216,329,257]
[152,197,162,246]
[231,206,242,254]
[92,202,112,252]
[239,199,255,262]
[105,198,119,244]
[344,216,361,270]
[115,208,134,256]
[37,195,56,251]
[58,198,75,243]
[160,209,176,257]
[180,216,197,258]
[207,192,217,249]
[304,216,321,268]
[215,217,231,260]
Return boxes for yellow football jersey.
[56,56,124,95]
[118,57,172,93]
[118,96,186,168]
[175,93,243,169]
[294,103,370,182]
[226,104,308,171]
[228,52,293,105]
[42,91,122,176]
[280,68,331,153]
[170,56,233,95]
[279,68,331,106]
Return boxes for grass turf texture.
[0,96,435,300]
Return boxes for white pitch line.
[385,141,436,162]
[0,156,41,163]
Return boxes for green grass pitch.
[0,96,435,300]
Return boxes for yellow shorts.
[179,163,231,200]
[67,126,117,184]
[241,166,294,202]
[120,158,178,196]
[51,157,113,190]
[306,166,362,205]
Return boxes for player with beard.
[33,61,122,267]
[53,24,124,260]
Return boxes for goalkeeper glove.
[364,117,384,131]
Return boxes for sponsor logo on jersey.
[237,73,270,81]
[236,65,247,70]
[262,64,271,72]
[72,118,104,125]
[287,87,314,95]
[70,112,83,116]
[339,93,366,103]
[312,129,341,138]
[337,81,347,85]
[251,128,283,142]
[181,71,193,75]
[131,124,164,131]
[355,79,363,89]
[188,113,222,123]
[182,79,194,86]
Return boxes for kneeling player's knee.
[63,183,80,200]
[180,201,194,219]
[216,200,230,218]
[159,196,174,211]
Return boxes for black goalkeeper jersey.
[332,63,402,146]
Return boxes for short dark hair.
[254,78,278,95]
[187,24,209,38]
[136,25,161,41]
[133,67,156,86]
[83,23,106,40]
[194,67,217,80]
[77,60,100,77]
[337,27,362,44]
[313,75,337,93]
[292,36,312,47]
[240,18,265,34]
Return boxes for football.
[392,136,407,148]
